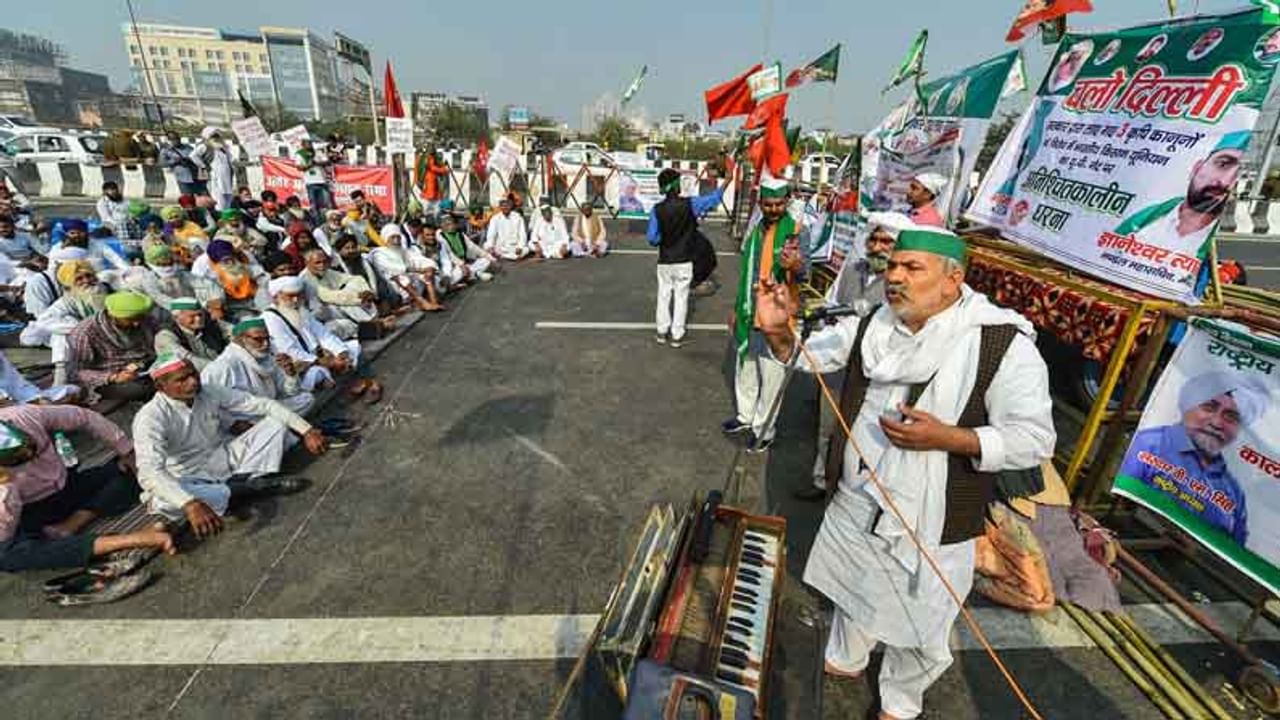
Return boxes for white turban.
[200,126,222,140]
[1178,371,1269,425]
[49,246,88,264]
[268,275,305,297]
[913,172,949,198]
[864,211,916,239]
[380,223,403,242]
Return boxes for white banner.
[385,117,414,154]
[230,117,272,160]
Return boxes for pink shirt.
[0,404,133,542]
[910,203,945,227]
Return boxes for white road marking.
[535,321,727,331]
[609,249,737,257]
[510,431,570,472]
[0,602,1270,666]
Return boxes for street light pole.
[124,0,167,132]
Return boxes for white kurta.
[0,350,76,404]
[262,305,361,389]
[301,268,377,337]
[529,215,570,258]
[19,270,60,347]
[201,343,313,418]
[193,142,234,204]
[368,246,437,300]
[132,384,312,517]
[792,287,1055,652]
[484,212,528,260]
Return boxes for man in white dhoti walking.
[756,227,1055,719]
[132,354,328,538]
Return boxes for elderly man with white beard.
[755,227,1055,720]
[191,239,269,322]
[262,275,383,403]
[299,248,388,339]
[153,298,227,372]
[27,260,109,385]
[368,223,444,313]
[131,243,225,319]
[202,317,313,417]
[20,247,85,349]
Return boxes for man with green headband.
[153,297,227,372]
[202,317,314,417]
[0,404,175,572]
[135,243,225,318]
[647,167,729,348]
[723,173,805,451]
[755,226,1055,720]
[1113,130,1249,254]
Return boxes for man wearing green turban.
[755,226,1056,720]
[65,291,163,403]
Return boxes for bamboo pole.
[1093,610,1207,719]
[1112,612,1235,720]
[1061,603,1185,719]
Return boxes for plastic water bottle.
[54,432,78,468]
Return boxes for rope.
[793,331,1045,720]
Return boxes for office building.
[0,29,121,126]
[122,22,372,126]
[410,91,489,143]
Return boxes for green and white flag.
[621,65,648,105]
[1000,52,1028,99]
[786,44,841,88]
[884,30,928,93]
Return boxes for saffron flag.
[744,93,788,131]
[1006,0,1093,42]
[884,31,928,93]
[621,65,648,106]
[384,61,405,119]
[705,64,763,122]
[786,44,841,88]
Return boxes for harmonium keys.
[713,516,785,714]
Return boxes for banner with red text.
[262,157,396,216]
[966,10,1279,304]
[1113,319,1280,595]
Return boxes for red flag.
[747,115,790,178]
[704,64,763,122]
[384,61,405,118]
[743,93,788,131]
[473,138,489,179]
[1006,0,1092,42]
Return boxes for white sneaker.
[477,271,494,282]
[655,333,668,345]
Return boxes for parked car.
[2,131,105,165]
[0,115,60,144]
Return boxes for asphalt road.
[0,219,1275,719]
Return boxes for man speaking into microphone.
[798,211,916,500]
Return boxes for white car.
[2,131,105,165]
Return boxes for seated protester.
[256,198,291,241]
[440,212,496,281]
[349,189,386,229]
[281,221,320,274]
[571,203,609,257]
[202,317,313,416]
[263,251,298,280]
[300,248,387,339]
[18,246,72,348]
[484,197,530,261]
[0,182,33,227]
[283,195,315,228]
[529,203,571,259]
[154,298,226,372]
[191,239,269,321]
[119,199,154,258]
[132,243,225,318]
[184,193,218,235]
[0,213,48,270]
[55,220,130,286]
[467,203,492,241]
[132,354,326,537]
[28,261,107,376]
[412,219,470,294]
[0,405,175,572]
[66,291,164,403]
[311,210,344,256]
[211,209,269,260]
[0,350,78,405]
[341,205,384,249]
[230,185,255,211]
[369,223,444,312]
[262,275,382,401]
[160,204,208,261]
[332,232,402,314]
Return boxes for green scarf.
[734,212,795,360]
[442,230,467,259]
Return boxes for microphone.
[800,304,861,323]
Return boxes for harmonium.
[590,491,787,719]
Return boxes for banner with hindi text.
[262,157,396,216]
[966,10,1279,304]
[1113,319,1280,595]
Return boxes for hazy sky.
[6,0,1251,132]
